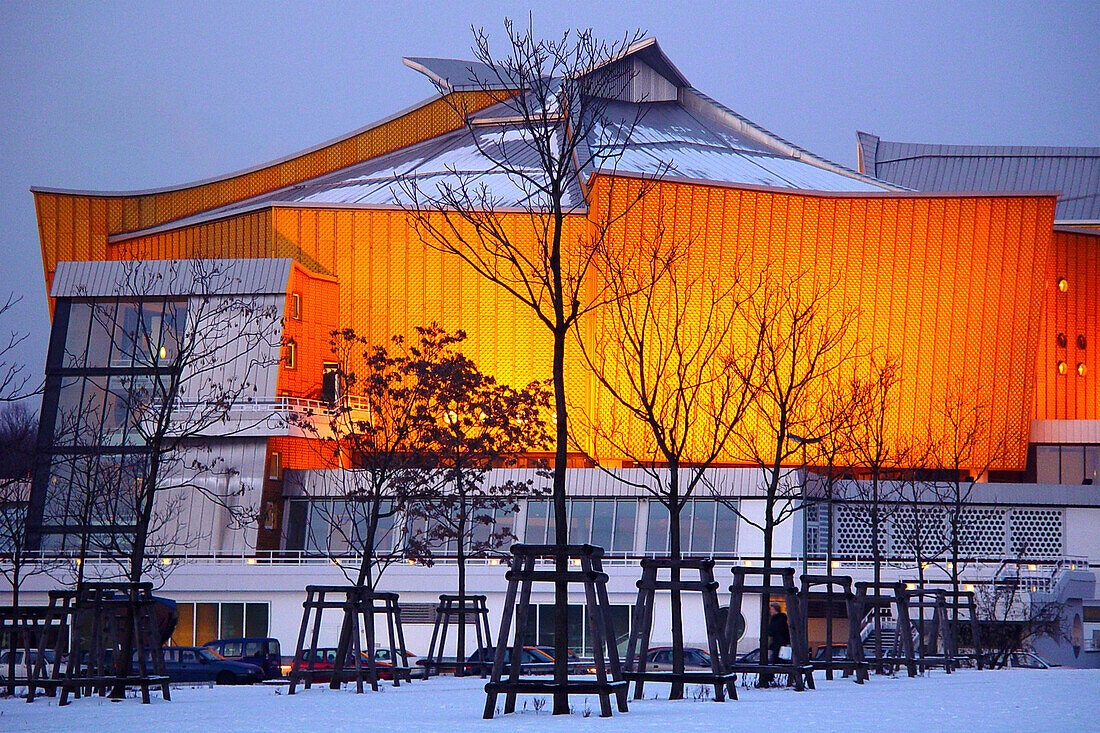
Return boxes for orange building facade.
[30,41,1087,482]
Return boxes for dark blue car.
[161,646,264,685]
[203,637,283,679]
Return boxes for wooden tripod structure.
[56,582,169,706]
[288,585,412,694]
[423,593,492,677]
[725,567,814,691]
[483,544,627,719]
[796,574,867,682]
[623,557,735,701]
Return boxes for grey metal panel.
[51,258,293,298]
[864,137,1100,221]
[402,57,519,90]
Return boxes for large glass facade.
[30,296,187,550]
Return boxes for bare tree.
[403,325,552,673]
[842,356,907,669]
[575,240,763,698]
[291,326,442,687]
[405,23,664,711]
[0,405,50,608]
[975,562,1065,668]
[0,295,33,404]
[725,277,857,667]
[928,379,1015,622]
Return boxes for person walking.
[760,601,790,687]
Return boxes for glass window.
[646,502,669,554]
[1085,447,1099,486]
[195,603,219,646]
[62,302,92,368]
[180,649,197,664]
[1035,446,1060,484]
[612,500,637,554]
[690,501,715,554]
[714,502,738,555]
[84,300,116,368]
[1061,447,1085,485]
[172,603,194,646]
[112,301,140,368]
[525,500,549,545]
[569,500,592,544]
[590,500,615,548]
[221,640,243,657]
[220,603,244,639]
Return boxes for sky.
[1,1,1098,394]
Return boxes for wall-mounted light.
[1078,363,1087,376]
[1057,361,1068,375]
[161,558,172,566]
[1057,278,1069,292]
[1057,333,1068,348]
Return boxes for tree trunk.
[551,321,570,715]
[456,486,467,677]
[332,495,379,690]
[668,462,684,699]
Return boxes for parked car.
[371,648,426,679]
[0,650,57,681]
[533,646,591,674]
[641,647,715,671]
[734,648,761,664]
[813,644,852,662]
[203,637,282,679]
[463,646,555,674]
[161,647,264,685]
[985,650,1061,669]
[292,647,413,683]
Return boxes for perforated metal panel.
[1009,508,1064,558]
[826,504,1063,560]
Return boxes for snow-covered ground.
[1,669,1095,733]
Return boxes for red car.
[292,648,417,682]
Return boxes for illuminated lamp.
[161,558,171,566]
[1057,361,1067,375]
[1057,278,1068,292]
[1079,363,1087,376]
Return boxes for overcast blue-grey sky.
[2,1,1098,387]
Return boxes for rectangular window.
[268,452,282,481]
[290,293,302,320]
[1085,447,1100,486]
[525,603,632,655]
[220,603,245,639]
[525,500,549,544]
[1060,446,1085,485]
[285,341,297,370]
[195,603,219,646]
[1035,446,1060,483]
[646,501,669,554]
[172,602,195,647]
[613,500,637,554]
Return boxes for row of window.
[170,601,270,647]
[285,498,740,557]
[1034,445,1100,485]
